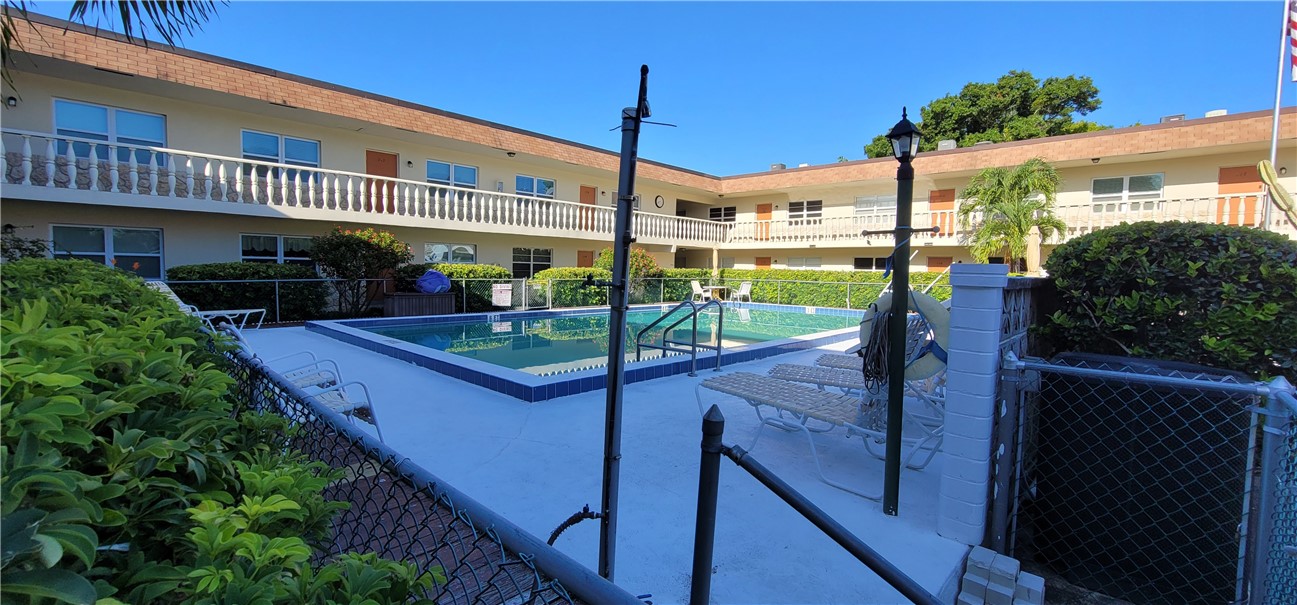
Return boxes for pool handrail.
[635,299,725,376]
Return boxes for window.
[241,234,313,265]
[241,130,320,180]
[609,192,641,210]
[709,206,736,222]
[427,160,478,189]
[516,175,555,199]
[854,195,896,215]
[54,99,165,163]
[854,257,890,271]
[425,243,477,264]
[788,200,823,221]
[786,257,821,269]
[720,257,736,269]
[52,225,163,278]
[1091,174,1164,212]
[512,247,552,278]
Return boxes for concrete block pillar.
[937,263,1009,545]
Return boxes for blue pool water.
[308,303,863,402]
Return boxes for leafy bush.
[1,231,50,262]
[531,267,611,307]
[714,268,950,307]
[311,227,413,316]
[1044,221,1297,381]
[1,259,439,603]
[167,263,328,322]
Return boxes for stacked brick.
[958,546,1045,605]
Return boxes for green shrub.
[167,263,328,322]
[311,227,413,316]
[1044,221,1297,381]
[531,267,611,307]
[1,259,439,603]
[714,268,949,307]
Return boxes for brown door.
[577,250,595,268]
[927,256,953,272]
[580,185,598,230]
[365,150,399,213]
[755,256,771,270]
[1218,166,1263,226]
[928,189,956,238]
[756,203,773,241]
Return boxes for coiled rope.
[860,301,892,394]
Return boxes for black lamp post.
[882,108,921,516]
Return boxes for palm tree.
[957,157,1067,271]
[3,1,222,89]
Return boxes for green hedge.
[531,267,611,307]
[1,259,433,603]
[1045,221,1297,381]
[167,262,328,322]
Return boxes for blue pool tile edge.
[306,303,863,403]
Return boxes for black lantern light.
[887,107,922,162]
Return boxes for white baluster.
[279,167,290,206]
[235,164,245,202]
[211,161,222,201]
[126,150,138,194]
[147,152,158,195]
[263,166,274,205]
[305,171,316,208]
[106,147,119,194]
[19,136,31,185]
[64,139,77,189]
[344,175,355,211]
[183,157,193,198]
[43,139,56,187]
[87,143,99,191]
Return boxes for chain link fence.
[221,348,640,605]
[1262,389,1297,604]
[995,353,1296,605]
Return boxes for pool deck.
[246,327,969,605]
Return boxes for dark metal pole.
[690,405,725,605]
[599,64,650,581]
[883,157,914,516]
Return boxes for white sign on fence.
[492,283,513,307]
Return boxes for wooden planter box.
[383,292,455,317]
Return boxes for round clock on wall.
[654,195,665,208]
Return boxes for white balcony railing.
[725,196,1295,248]
[0,129,730,247]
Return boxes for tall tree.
[864,70,1108,158]
[3,1,223,89]
[957,157,1067,270]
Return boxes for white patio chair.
[146,281,266,330]
[729,281,753,303]
[690,280,710,303]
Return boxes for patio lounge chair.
[690,280,709,303]
[146,281,266,330]
[696,371,943,499]
[729,281,752,303]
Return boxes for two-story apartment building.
[2,14,1294,281]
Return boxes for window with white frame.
[788,200,823,221]
[1091,174,1164,212]
[427,160,478,189]
[425,243,477,264]
[853,257,890,271]
[516,175,555,199]
[241,234,313,265]
[709,206,736,222]
[720,257,736,269]
[51,225,163,279]
[241,130,320,180]
[512,247,552,278]
[54,99,166,163]
[610,191,641,210]
[786,257,821,269]
[854,195,896,215]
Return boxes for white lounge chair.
[690,280,710,303]
[696,371,943,500]
[729,281,752,303]
[146,281,266,330]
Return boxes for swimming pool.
[307,303,863,402]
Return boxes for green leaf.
[1,568,99,604]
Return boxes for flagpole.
[1266,0,1293,231]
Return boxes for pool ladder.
[635,299,724,376]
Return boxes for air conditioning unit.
[937,139,957,151]
[797,163,809,168]
[973,141,994,147]
[1205,109,1227,118]
[770,163,786,171]
[1160,114,1185,123]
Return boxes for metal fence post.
[660,279,665,304]
[1250,378,1295,605]
[274,280,281,323]
[847,283,851,310]
[461,279,467,313]
[777,281,782,305]
[690,405,725,605]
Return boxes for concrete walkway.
[247,327,968,605]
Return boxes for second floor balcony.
[0,129,731,248]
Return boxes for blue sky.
[34,1,1294,175]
